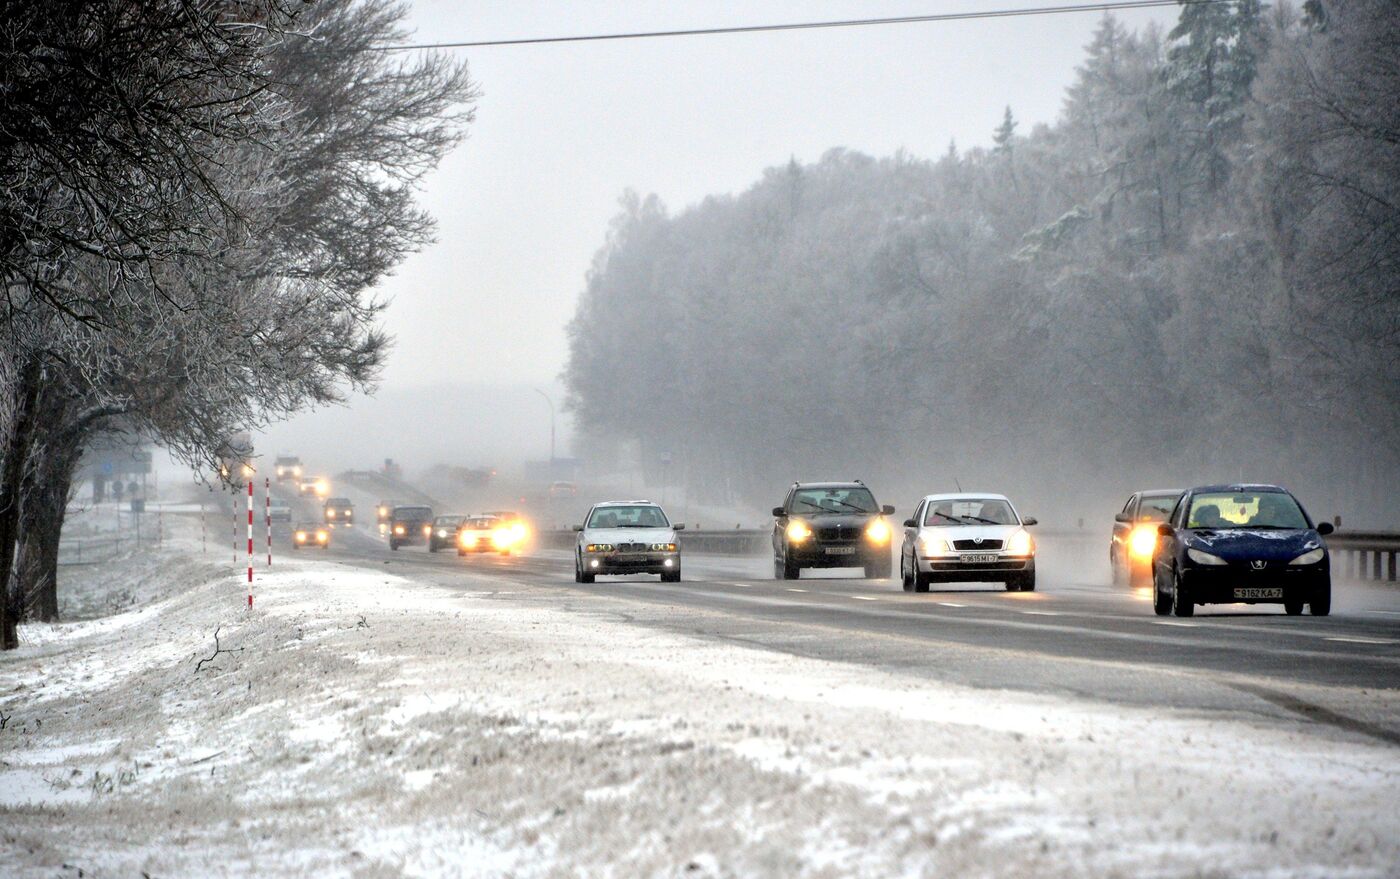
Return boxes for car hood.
[918,524,1023,542]
[582,527,676,544]
[1187,529,1322,561]
[794,514,876,529]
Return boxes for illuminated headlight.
[378,506,388,517]
[590,559,600,568]
[509,522,527,542]
[786,521,812,542]
[663,558,674,568]
[865,519,891,544]
[393,525,405,535]
[295,532,307,543]
[1006,529,1035,557]
[1289,547,1325,566]
[316,530,328,542]
[1187,548,1228,566]
[422,525,431,535]
[437,529,448,538]
[650,543,677,552]
[1128,525,1158,559]
[919,536,951,556]
[586,543,614,553]
[327,509,336,518]
[491,529,514,548]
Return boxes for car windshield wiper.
[827,499,873,513]
[962,516,1002,525]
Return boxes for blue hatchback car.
[1151,484,1333,618]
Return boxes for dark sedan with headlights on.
[428,515,465,552]
[1151,484,1333,617]
[772,482,895,580]
[388,504,434,551]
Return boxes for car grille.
[953,538,1003,551]
[617,542,647,553]
[817,525,862,541]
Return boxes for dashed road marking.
[1366,610,1400,617]
[937,602,966,608]
[1325,636,1397,645]
[785,588,808,593]
[1021,610,1062,616]
[849,595,878,601]
[1155,621,1198,627]
[728,582,752,589]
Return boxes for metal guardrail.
[537,528,767,555]
[1326,531,1400,583]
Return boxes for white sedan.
[899,493,1037,593]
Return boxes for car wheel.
[901,550,913,592]
[913,567,932,593]
[577,557,595,584]
[1310,583,1331,617]
[661,570,681,583]
[1284,598,1304,615]
[1152,567,1172,616]
[1018,572,1036,592]
[390,540,399,551]
[1171,566,1194,617]
[429,543,438,553]
[776,547,799,580]
[1110,547,1125,586]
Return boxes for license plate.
[960,553,999,564]
[824,546,856,556]
[1234,587,1283,599]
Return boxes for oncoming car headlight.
[1128,524,1158,559]
[586,543,614,553]
[650,542,677,552]
[1187,548,1228,566]
[1006,529,1034,557]
[393,525,405,535]
[919,536,951,556]
[437,529,448,538]
[1289,547,1326,566]
[786,521,812,542]
[865,519,891,544]
[295,531,307,543]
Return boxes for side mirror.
[1021,517,1037,527]
[1114,513,1131,524]
[1316,521,1334,536]
[771,507,786,518]
[902,518,917,528]
[572,525,583,532]
[1157,523,1174,537]
[673,523,686,531]
[881,505,896,516]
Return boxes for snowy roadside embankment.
[2,518,1398,878]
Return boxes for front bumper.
[583,551,680,575]
[1179,565,1328,604]
[917,554,1034,581]
[788,542,887,568]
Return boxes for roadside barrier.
[1326,531,1400,583]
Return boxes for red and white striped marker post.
[232,490,238,565]
[246,480,254,608]
[265,477,272,567]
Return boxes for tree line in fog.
[564,0,1399,524]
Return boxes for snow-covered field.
[2,515,1397,878]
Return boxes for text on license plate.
[1234,587,1283,599]
[824,546,856,556]
[960,552,999,564]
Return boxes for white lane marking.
[849,595,878,601]
[1366,610,1400,617]
[786,588,808,593]
[1021,610,1062,616]
[937,602,966,608]
[1325,636,1397,645]
[1155,621,1198,627]
[728,582,752,589]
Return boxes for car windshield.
[394,507,432,521]
[327,498,351,506]
[433,516,463,527]
[790,487,878,515]
[464,517,499,529]
[924,498,1017,526]
[1137,495,1178,523]
[587,506,670,528]
[1186,491,1308,529]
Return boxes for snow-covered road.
[2,516,1398,877]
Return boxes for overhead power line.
[372,0,1228,52]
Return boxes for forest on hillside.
[564,1,1399,525]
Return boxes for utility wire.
[372,0,1228,52]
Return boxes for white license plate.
[1234,587,1283,599]
[824,546,856,556]
[960,553,999,564]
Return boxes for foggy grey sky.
[261,1,1178,472]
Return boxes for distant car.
[299,476,329,497]
[274,455,303,483]
[481,510,529,553]
[428,515,465,552]
[771,481,895,580]
[293,522,330,549]
[575,501,683,583]
[388,504,433,550]
[376,500,396,525]
[268,498,292,523]
[1110,490,1183,587]
[456,515,505,555]
[548,481,577,498]
[323,497,354,526]
[1151,484,1333,617]
[899,493,1037,592]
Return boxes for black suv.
[772,481,895,580]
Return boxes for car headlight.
[1128,524,1158,559]
[327,509,336,518]
[316,530,328,541]
[865,519,891,544]
[437,529,447,538]
[786,521,812,542]
[919,535,951,556]
[295,532,307,542]
[586,543,614,553]
[491,529,514,548]
[1186,548,1228,566]
[1006,529,1034,557]
[393,525,405,535]
[1289,547,1325,566]
[650,542,677,552]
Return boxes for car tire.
[1310,583,1331,617]
[1171,566,1194,617]
[776,548,799,580]
[577,558,595,584]
[913,568,932,593]
[661,570,681,583]
[390,540,399,551]
[429,544,438,553]
[1284,599,1304,615]
[1152,567,1172,616]
[1110,548,1125,587]
[1017,572,1036,592]
[901,551,914,592]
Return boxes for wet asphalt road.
[291,516,1400,747]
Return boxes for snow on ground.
[2,513,1398,878]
